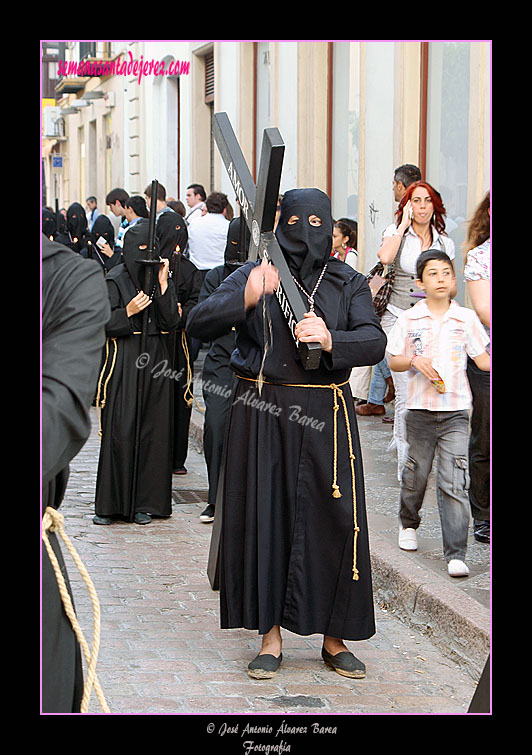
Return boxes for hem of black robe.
[219,618,376,643]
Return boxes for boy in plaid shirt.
[386,250,490,577]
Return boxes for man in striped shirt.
[386,250,490,578]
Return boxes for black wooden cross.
[213,112,322,370]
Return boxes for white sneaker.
[447,559,469,577]
[398,527,418,551]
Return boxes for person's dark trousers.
[191,269,209,362]
[466,357,490,523]
[399,409,470,562]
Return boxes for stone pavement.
[56,357,490,717]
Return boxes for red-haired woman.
[378,181,456,482]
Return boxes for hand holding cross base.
[295,312,333,353]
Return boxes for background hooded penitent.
[122,218,160,292]
[42,208,56,240]
[90,214,115,248]
[224,216,250,269]
[66,202,89,241]
[156,211,189,259]
[275,188,333,291]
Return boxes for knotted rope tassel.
[42,507,110,713]
[182,330,205,412]
[95,337,118,439]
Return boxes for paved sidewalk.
[56,392,489,715]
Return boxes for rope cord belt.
[95,337,118,439]
[181,330,204,413]
[42,507,110,713]
[237,375,360,580]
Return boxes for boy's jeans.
[368,357,391,405]
[399,409,471,562]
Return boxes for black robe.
[42,235,110,712]
[187,257,387,640]
[94,252,180,519]
[155,211,203,470]
[169,255,202,469]
[199,264,238,507]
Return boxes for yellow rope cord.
[42,507,110,713]
[237,376,360,580]
[181,330,205,413]
[95,337,118,439]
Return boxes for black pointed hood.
[66,202,88,241]
[156,211,188,259]
[275,188,333,291]
[122,219,159,291]
[224,216,250,267]
[91,214,115,247]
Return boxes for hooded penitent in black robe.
[42,235,110,712]
[187,189,387,640]
[42,208,57,241]
[94,219,180,519]
[156,211,203,471]
[81,214,121,273]
[200,216,250,508]
[65,202,91,255]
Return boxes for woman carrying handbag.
[377,181,456,480]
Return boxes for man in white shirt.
[185,183,207,225]
[187,192,230,273]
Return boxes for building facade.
[41,40,491,303]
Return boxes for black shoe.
[321,647,366,678]
[199,504,215,523]
[173,466,187,475]
[247,653,283,679]
[93,514,112,525]
[473,519,490,543]
[134,512,151,525]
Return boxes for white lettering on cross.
[228,162,249,219]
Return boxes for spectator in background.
[185,183,207,225]
[393,164,422,203]
[168,199,187,217]
[386,250,490,578]
[123,195,150,237]
[353,168,422,421]
[377,180,455,480]
[106,188,130,251]
[463,191,490,545]
[86,196,99,230]
[144,182,174,222]
[187,192,231,278]
[331,219,358,270]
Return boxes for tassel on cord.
[182,330,205,412]
[331,386,342,498]
[95,338,118,439]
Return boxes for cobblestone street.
[57,406,484,718]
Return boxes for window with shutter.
[204,52,214,104]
